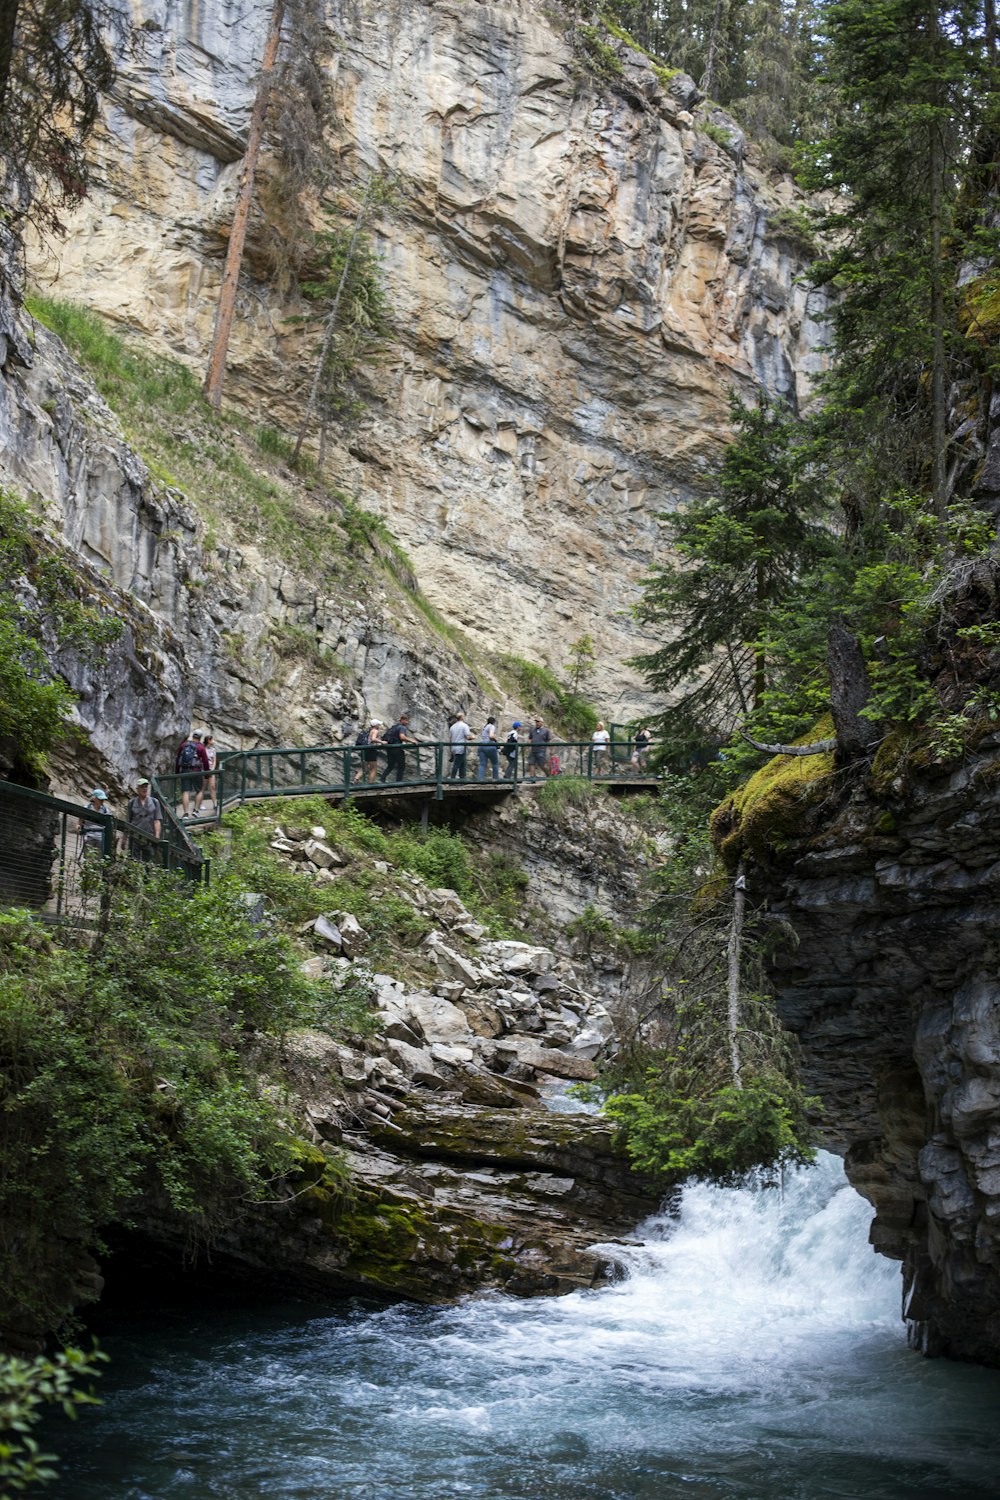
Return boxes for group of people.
[349,713,654,785]
[173,730,219,815]
[77,776,163,860]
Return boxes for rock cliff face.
[722,720,1000,1366]
[30,0,824,720]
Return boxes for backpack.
[384,723,403,745]
[506,730,519,746]
[354,728,370,748]
[549,753,562,776]
[179,740,200,771]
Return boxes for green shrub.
[604,1077,816,1186]
[0,1345,106,1496]
[0,864,365,1338]
[0,487,123,765]
[534,774,600,815]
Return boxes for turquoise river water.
[50,1153,1000,1499]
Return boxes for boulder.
[404,993,475,1046]
[305,839,344,869]
[385,1038,448,1089]
[312,914,343,950]
[334,911,369,959]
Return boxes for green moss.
[710,718,836,867]
[961,274,1000,341]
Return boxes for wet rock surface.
[745,732,1000,1365]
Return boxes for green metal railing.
[151,737,656,817]
[0,779,208,921]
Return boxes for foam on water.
[52,1153,1000,1500]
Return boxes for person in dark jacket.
[379,715,417,783]
[175,731,210,816]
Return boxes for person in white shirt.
[591,721,611,775]
[449,713,472,780]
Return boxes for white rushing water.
[56,1153,1000,1499]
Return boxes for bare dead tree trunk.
[929,108,947,514]
[827,618,879,760]
[203,0,285,412]
[291,180,376,464]
[726,862,745,1088]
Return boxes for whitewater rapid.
[52,1153,1000,1499]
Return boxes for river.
[51,1153,1000,1498]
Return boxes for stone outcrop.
[722,727,1000,1366]
[28,0,825,722]
[128,869,659,1305]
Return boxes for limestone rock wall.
[0,317,484,791]
[32,0,825,722]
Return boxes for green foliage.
[497,654,598,737]
[604,1076,816,1185]
[533,774,600,815]
[577,23,625,80]
[632,391,831,758]
[0,1345,106,1496]
[0,0,121,238]
[0,865,361,1338]
[0,487,123,765]
[797,0,999,509]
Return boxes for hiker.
[591,721,611,775]
[503,721,522,780]
[353,719,382,784]
[379,715,417,783]
[526,717,552,778]
[125,777,162,861]
[175,730,210,816]
[632,725,652,772]
[450,712,472,780]
[202,734,218,807]
[77,788,110,860]
[477,716,500,782]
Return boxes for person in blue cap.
[77,788,111,858]
[503,721,522,780]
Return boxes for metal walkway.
[157,737,659,827]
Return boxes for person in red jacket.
[175,730,210,816]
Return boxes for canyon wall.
[716,685,1000,1366]
[27,0,824,722]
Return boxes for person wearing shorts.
[527,718,551,777]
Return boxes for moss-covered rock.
[710,720,836,868]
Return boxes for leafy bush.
[497,654,598,738]
[0,864,362,1339]
[0,1345,106,1496]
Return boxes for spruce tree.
[799,0,999,513]
[631,394,829,752]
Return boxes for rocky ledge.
[718,729,1000,1365]
[111,856,660,1309]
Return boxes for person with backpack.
[174,730,209,816]
[379,715,416,783]
[352,719,380,784]
[478,716,500,782]
[632,725,652,772]
[125,777,162,862]
[503,721,522,780]
[449,712,472,780]
[527,717,552,778]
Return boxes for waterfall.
[52,1153,1000,1500]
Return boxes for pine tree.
[631,394,829,751]
[799,0,999,514]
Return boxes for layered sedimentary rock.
[716,709,1000,1365]
[32,0,824,720]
